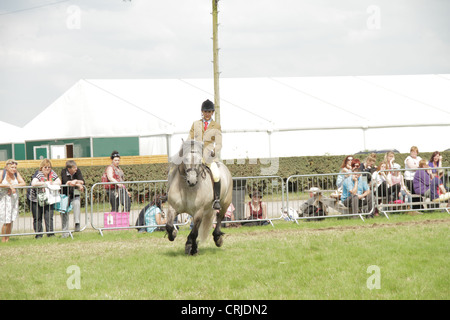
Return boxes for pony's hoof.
[185,245,198,256]
[213,231,225,247]
[214,236,223,247]
[166,226,177,241]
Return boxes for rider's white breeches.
[208,162,220,182]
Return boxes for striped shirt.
[27,170,59,202]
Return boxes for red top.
[248,201,263,219]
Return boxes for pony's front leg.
[213,210,225,247]
[165,205,177,241]
[185,216,200,255]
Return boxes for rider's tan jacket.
[189,119,222,164]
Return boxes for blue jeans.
[424,177,441,200]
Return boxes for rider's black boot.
[212,181,221,210]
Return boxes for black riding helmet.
[201,99,215,111]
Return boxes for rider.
[189,99,222,210]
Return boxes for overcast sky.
[1,0,449,127]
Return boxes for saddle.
[203,164,215,187]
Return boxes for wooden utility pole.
[212,0,220,124]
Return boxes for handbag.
[37,191,48,207]
[38,184,61,206]
[47,184,61,205]
[102,166,119,190]
[101,169,112,189]
[55,194,73,213]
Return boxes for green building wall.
[14,144,26,160]
[92,137,139,157]
[23,136,139,160]
[0,143,26,161]
[25,138,91,160]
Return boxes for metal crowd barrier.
[286,172,375,222]
[220,176,285,228]
[90,176,286,235]
[89,180,177,236]
[0,184,89,240]
[3,170,448,241]
[374,166,450,218]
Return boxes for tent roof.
[23,80,173,141]
[21,74,450,146]
[0,120,25,144]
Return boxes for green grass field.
[1,212,449,300]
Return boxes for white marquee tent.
[0,120,26,161]
[22,74,450,160]
[0,120,25,144]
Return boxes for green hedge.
[13,151,448,210]
[17,151,450,191]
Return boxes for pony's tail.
[198,211,215,243]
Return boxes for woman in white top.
[388,163,412,203]
[404,146,422,193]
[0,159,26,242]
[372,161,395,201]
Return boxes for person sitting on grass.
[244,190,269,226]
[136,194,167,233]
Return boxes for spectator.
[372,162,394,201]
[413,160,446,201]
[404,146,422,193]
[336,155,353,188]
[136,194,167,233]
[28,159,61,238]
[245,190,268,226]
[436,170,450,198]
[299,187,328,220]
[383,151,396,171]
[0,160,26,242]
[360,153,377,184]
[388,163,412,204]
[60,160,85,236]
[428,151,442,174]
[429,152,449,189]
[350,158,361,170]
[222,203,236,228]
[341,167,373,214]
[104,150,131,212]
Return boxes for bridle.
[179,148,207,183]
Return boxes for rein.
[174,140,209,184]
[179,162,208,182]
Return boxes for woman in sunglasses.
[28,159,61,238]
